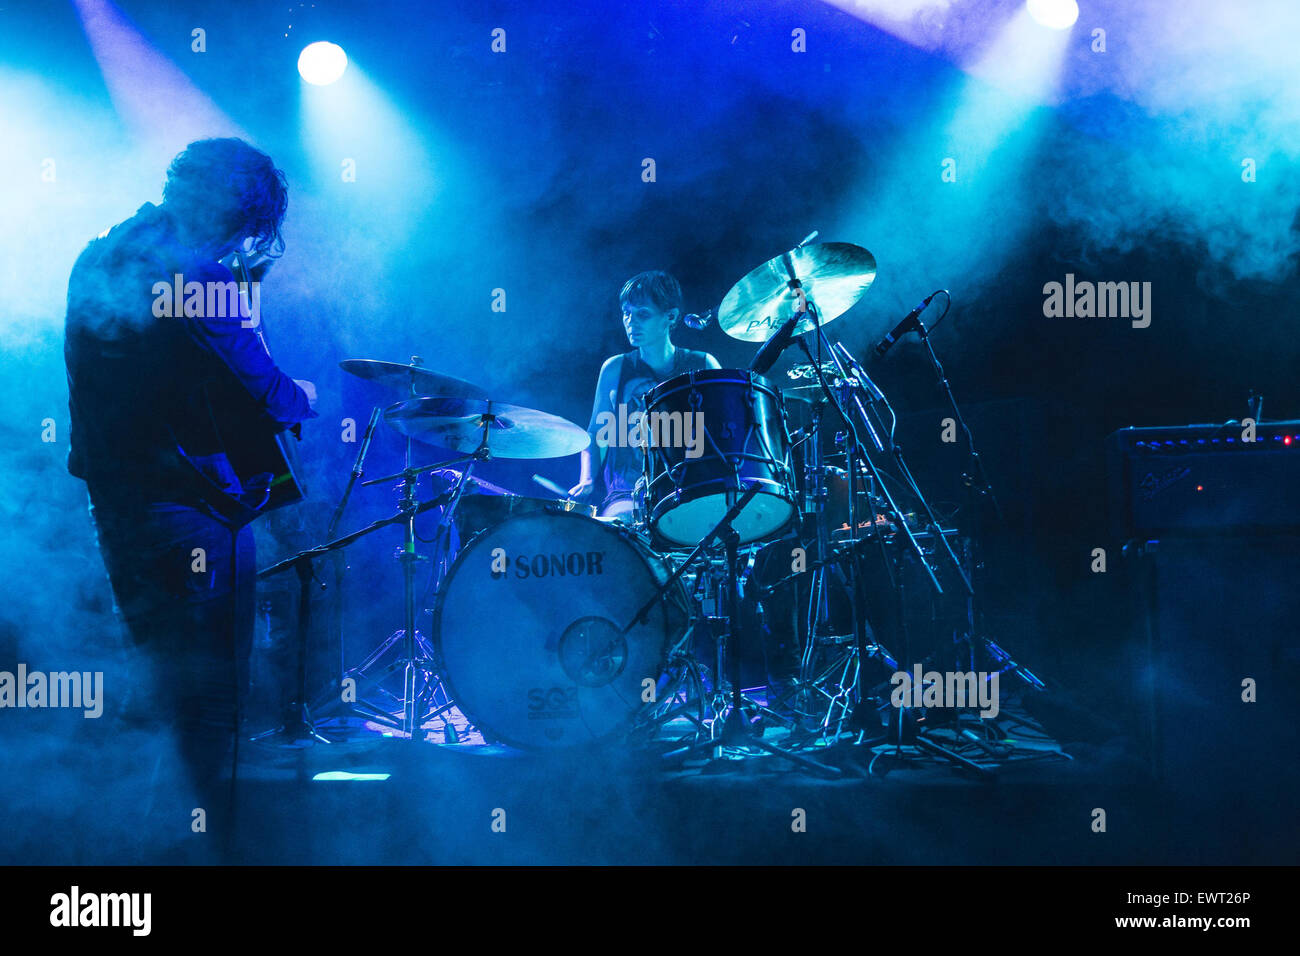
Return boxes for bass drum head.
[434,509,686,750]
[652,484,794,546]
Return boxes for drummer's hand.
[568,479,593,500]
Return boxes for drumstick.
[531,474,569,498]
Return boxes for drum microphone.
[749,313,802,376]
[831,342,886,403]
[873,291,940,357]
[681,309,714,330]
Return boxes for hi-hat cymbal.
[718,242,877,342]
[384,397,590,460]
[340,359,488,400]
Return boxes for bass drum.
[434,509,690,750]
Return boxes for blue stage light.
[1026,0,1079,30]
[298,41,348,85]
[312,771,390,781]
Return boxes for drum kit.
[257,233,1039,776]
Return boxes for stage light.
[1026,0,1079,30]
[298,41,348,86]
[312,771,390,781]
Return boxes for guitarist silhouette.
[64,138,317,860]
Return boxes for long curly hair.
[163,138,289,257]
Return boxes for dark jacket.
[64,203,314,505]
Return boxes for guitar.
[179,248,308,525]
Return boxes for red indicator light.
[1285,435,1293,446]
[1196,485,1204,492]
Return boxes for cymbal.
[340,359,488,400]
[718,242,877,342]
[782,384,838,405]
[384,397,590,459]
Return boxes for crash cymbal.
[339,359,488,400]
[782,383,839,405]
[384,397,590,459]
[718,242,877,342]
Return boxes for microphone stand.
[802,307,992,772]
[325,405,381,731]
[910,316,1045,695]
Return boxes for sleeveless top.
[587,347,712,504]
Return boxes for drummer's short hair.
[620,271,683,319]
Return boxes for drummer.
[570,270,719,518]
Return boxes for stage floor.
[6,700,1292,866]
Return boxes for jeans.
[87,487,256,856]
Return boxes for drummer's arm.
[703,352,722,370]
[577,356,619,492]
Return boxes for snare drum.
[642,368,796,547]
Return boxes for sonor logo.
[527,686,578,719]
[507,551,605,579]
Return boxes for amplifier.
[1106,420,1300,537]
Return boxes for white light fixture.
[298,41,348,86]
[1026,0,1079,30]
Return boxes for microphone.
[873,292,939,357]
[832,341,886,403]
[681,309,714,330]
[749,313,802,376]
[352,407,382,477]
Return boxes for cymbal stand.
[350,413,494,742]
[764,394,856,736]
[783,268,938,737]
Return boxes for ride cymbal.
[718,242,877,342]
[340,359,488,400]
[384,397,590,459]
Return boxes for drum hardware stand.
[268,484,461,736]
[794,299,989,777]
[789,291,939,743]
[285,416,490,743]
[629,626,711,746]
[348,411,497,742]
[649,488,842,778]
